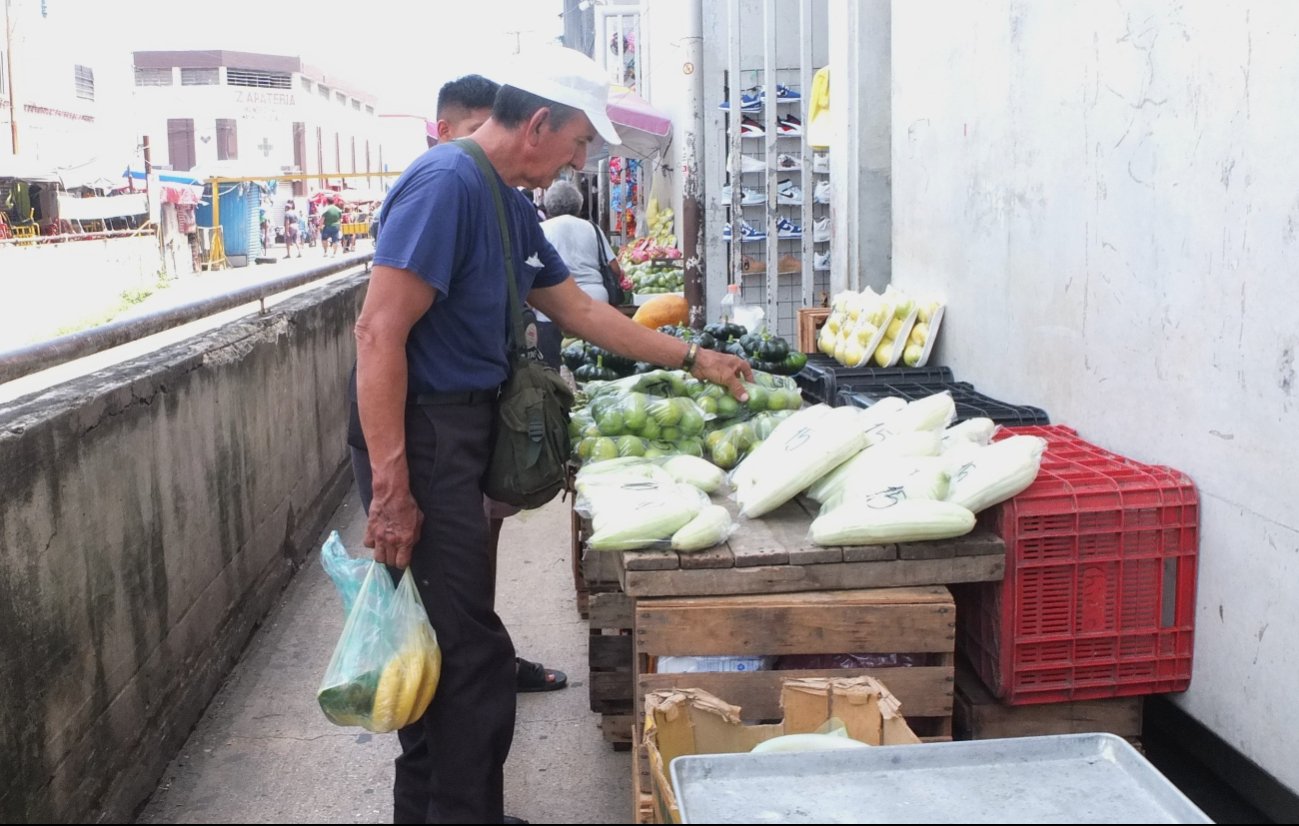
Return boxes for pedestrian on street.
[415,72,573,696]
[347,46,751,824]
[283,199,304,258]
[319,196,342,256]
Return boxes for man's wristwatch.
[681,341,700,372]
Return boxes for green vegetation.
[52,270,173,337]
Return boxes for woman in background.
[536,179,625,369]
[283,199,303,258]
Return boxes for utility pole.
[4,0,17,154]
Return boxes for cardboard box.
[643,677,921,823]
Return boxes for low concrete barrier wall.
[0,272,368,822]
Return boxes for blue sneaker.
[775,217,802,239]
[719,87,762,112]
[722,219,767,243]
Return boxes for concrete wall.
[0,236,164,351]
[827,0,892,292]
[890,0,1298,792]
[0,273,366,822]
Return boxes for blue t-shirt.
[373,144,569,394]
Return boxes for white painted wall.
[827,0,891,293]
[0,0,134,164]
[890,0,1298,791]
[132,66,384,182]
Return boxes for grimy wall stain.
[0,273,368,822]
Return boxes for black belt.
[410,387,500,406]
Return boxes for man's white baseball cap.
[501,46,622,146]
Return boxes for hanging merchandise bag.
[807,66,832,149]
[317,562,442,733]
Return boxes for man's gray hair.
[543,180,584,218]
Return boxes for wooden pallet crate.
[953,658,1143,741]
[634,586,957,740]
[797,307,831,354]
[589,591,636,749]
[630,727,655,824]
[572,504,624,618]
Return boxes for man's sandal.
[516,657,568,693]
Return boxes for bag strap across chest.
[454,138,527,354]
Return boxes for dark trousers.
[349,400,516,824]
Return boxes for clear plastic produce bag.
[320,529,369,617]
[317,561,442,733]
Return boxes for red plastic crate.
[957,425,1198,705]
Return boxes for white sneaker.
[812,153,830,174]
[776,183,803,205]
[814,250,831,271]
[731,154,766,174]
[721,185,766,205]
[813,180,832,204]
[775,153,802,170]
[813,217,830,242]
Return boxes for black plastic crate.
[837,380,1051,426]
[795,355,954,405]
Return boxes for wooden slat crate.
[572,510,623,618]
[797,307,831,354]
[953,658,1143,742]
[589,591,636,749]
[634,586,958,740]
[630,727,655,824]
[616,497,1005,598]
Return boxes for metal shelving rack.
[711,0,829,341]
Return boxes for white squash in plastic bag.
[944,435,1047,514]
[735,406,870,518]
[810,497,975,546]
[729,404,835,490]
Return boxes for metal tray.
[670,733,1212,823]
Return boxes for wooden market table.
[577,494,1006,750]
[615,497,1004,598]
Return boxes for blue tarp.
[122,168,205,187]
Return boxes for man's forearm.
[567,301,691,368]
[355,335,411,494]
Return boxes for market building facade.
[131,50,386,197]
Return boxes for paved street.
[134,489,629,824]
